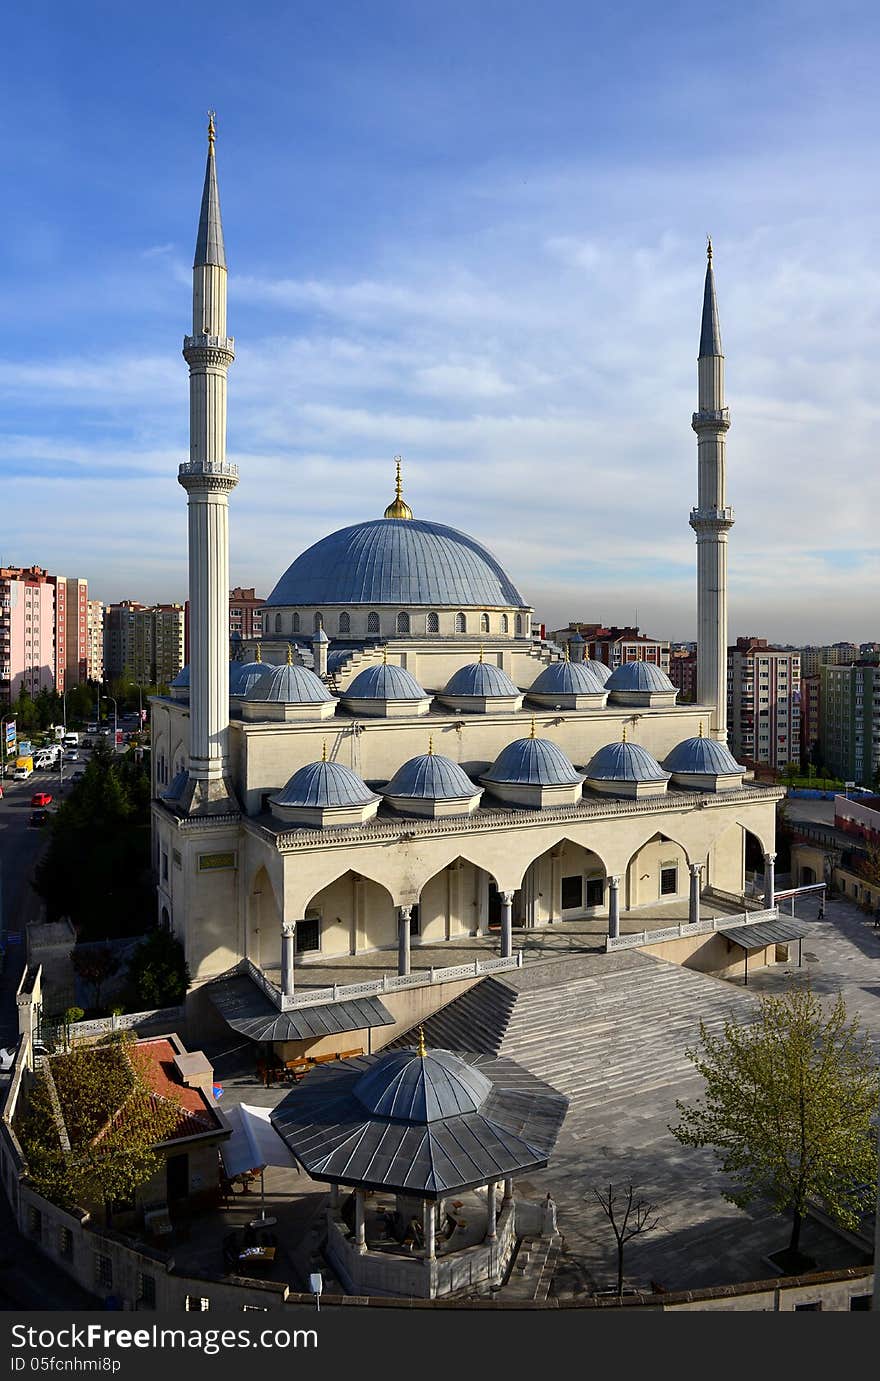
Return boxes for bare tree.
[590,1184,660,1296]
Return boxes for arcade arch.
[518,838,609,927]
[624,832,691,910]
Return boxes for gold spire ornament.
[321,740,328,763]
[622,724,627,743]
[564,641,570,662]
[699,720,704,737]
[255,643,262,662]
[428,735,434,756]
[207,110,216,149]
[417,1024,427,1058]
[478,645,484,663]
[529,716,537,739]
[286,643,293,666]
[382,645,388,665]
[707,234,712,262]
[383,456,414,520]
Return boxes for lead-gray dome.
[484,736,582,785]
[443,662,520,698]
[605,661,675,693]
[353,1048,493,1123]
[585,740,668,782]
[664,735,743,775]
[530,661,605,695]
[384,751,477,800]
[230,658,271,696]
[171,664,190,689]
[346,662,427,701]
[275,759,378,808]
[245,662,334,705]
[584,659,612,685]
[265,518,526,609]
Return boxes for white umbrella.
[220,1102,299,1228]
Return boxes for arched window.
[338,611,350,635]
[515,614,524,637]
[426,611,439,634]
[396,611,410,635]
[161,906,171,931]
[314,612,323,632]
[455,612,467,634]
[275,613,282,633]
[292,612,300,633]
[501,613,509,634]
[367,611,380,634]
[480,613,490,634]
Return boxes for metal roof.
[483,736,582,786]
[270,1048,568,1198]
[194,145,226,269]
[245,663,334,705]
[664,735,743,776]
[354,1049,493,1122]
[274,759,379,809]
[265,518,526,609]
[171,664,190,688]
[230,659,271,696]
[720,918,809,952]
[205,973,395,1042]
[605,661,676,692]
[530,660,606,695]
[699,254,722,356]
[384,752,479,801]
[443,662,520,698]
[585,740,669,782]
[585,659,612,684]
[344,662,427,701]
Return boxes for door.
[166,1153,189,1203]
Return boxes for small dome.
[346,662,427,701]
[585,659,612,685]
[569,631,584,644]
[585,740,668,782]
[385,750,477,800]
[275,759,378,809]
[246,663,334,705]
[444,662,520,698]
[230,656,271,696]
[171,665,190,688]
[353,1048,492,1123]
[484,735,582,786]
[530,661,605,695]
[312,627,330,644]
[605,661,675,693]
[664,735,743,775]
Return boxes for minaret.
[177,114,238,812]
[690,239,734,741]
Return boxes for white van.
[62,732,79,748]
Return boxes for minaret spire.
[195,112,226,270]
[690,239,734,741]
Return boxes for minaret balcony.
[178,459,239,493]
[691,407,730,432]
[183,334,235,368]
[689,505,735,532]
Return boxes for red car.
[31,791,53,808]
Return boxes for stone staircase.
[500,1232,563,1301]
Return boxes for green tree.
[670,985,879,1262]
[125,929,191,1009]
[70,944,121,1013]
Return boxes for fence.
[242,952,523,1012]
[605,907,779,953]
[43,1006,186,1047]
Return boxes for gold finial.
[207,110,216,149]
[564,641,570,662]
[321,740,328,763]
[478,644,484,663]
[286,643,293,666]
[382,645,388,665]
[622,724,627,743]
[529,716,537,739]
[383,455,414,520]
[416,1024,427,1058]
[428,735,434,756]
[699,720,704,737]
[255,643,262,663]
[707,234,712,262]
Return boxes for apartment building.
[551,623,671,674]
[0,566,56,701]
[820,661,880,787]
[87,600,105,682]
[727,636,801,770]
[668,647,697,703]
[229,587,264,641]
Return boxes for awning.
[720,918,809,951]
[220,1103,299,1178]
[205,972,395,1042]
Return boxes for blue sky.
[2,1,879,641]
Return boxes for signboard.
[18,740,31,758]
[198,852,236,872]
[4,720,15,747]
[115,730,124,746]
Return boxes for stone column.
[500,891,514,959]
[763,852,777,909]
[280,922,296,997]
[329,1184,340,1210]
[689,863,703,925]
[354,1190,366,1254]
[502,1177,514,1208]
[607,875,621,939]
[423,1200,436,1261]
[398,906,412,976]
[486,1181,498,1241]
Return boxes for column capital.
[281,921,297,939]
[764,852,777,864]
[501,890,515,904]
[609,874,621,888]
[398,905,412,921]
[690,861,704,876]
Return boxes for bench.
[337,1047,364,1060]
[284,1058,311,1082]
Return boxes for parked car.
[31,791,53,807]
[30,808,50,827]
[65,750,80,762]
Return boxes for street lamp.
[100,693,117,748]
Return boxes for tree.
[125,929,191,1009]
[70,944,121,1013]
[670,985,879,1265]
[590,1184,660,1296]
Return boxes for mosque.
[150,122,781,1053]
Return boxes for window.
[480,613,490,634]
[515,614,524,637]
[409,904,421,937]
[585,877,605,908]
[794,1302,821,1312]
[95,1255,113,1289]
[396,611,410,635]
[162,853,169,882]
[58,1227,73,1260]
[660,865,678,896]
[849,1295,871,1310]
[561,875,583,911]
[338,612,350,635]
[455,612,467,634]
[292,612,300,633]
[185,1297,210,1312]
[275,613,282,633]
[501,614,509,634]
[426,612,439,634]
[367,611,380,635]
[313,612,323,632]
[297,915,320,954]
[138,1273,156,1309]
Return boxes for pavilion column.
[281,922,296,997]
[502,1177,514,1208]
[397,906,412,976]
[607,875,621,939]
[763,852,777,909]
[500,890,514,959]
[486,1181,498,1241]
[689,864,703,925]
[354,1190,366,1253]
[422,1200,436,1261]
[329,1184,340,1210]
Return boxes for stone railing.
[62,1006,186,1043]
[605,907,779,953]
[247,951,524,1013]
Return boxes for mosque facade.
[150,125,781,1023]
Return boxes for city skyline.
[2,3,879,639]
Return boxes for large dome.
[265,518,526,609]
